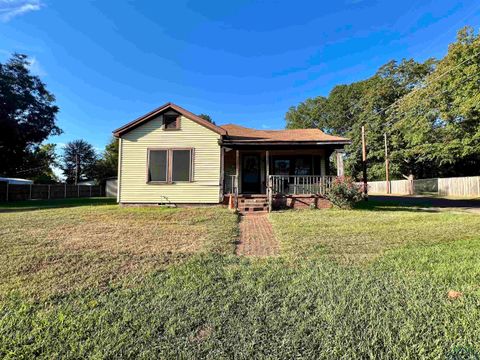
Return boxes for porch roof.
[219,124,350,146]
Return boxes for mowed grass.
[1,199,480,358]
[270,201,480,265]
[0,198,237,299]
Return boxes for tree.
[0,53,61,177]
[61,140,97,184]
[285,58,435,180]
[198,114,215,124]
[390,26,480,177]
[94,137,119,184]
[21,143,59,183]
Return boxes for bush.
[326,176,362,209]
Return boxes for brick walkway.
[236,213,279,257]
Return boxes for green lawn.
[1,199,480,358]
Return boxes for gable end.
[113,102,226,137]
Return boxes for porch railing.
[226,174,238,209]
[268,175,335,196]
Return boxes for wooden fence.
[438,176,480,197]
[0,181,103,202]
[366,179,410,195]
[365,176,480,197]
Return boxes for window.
[164,114,180,130]
[172,150,191,181]
[274,159,290,175]
[148,150,167,182]
[272,156,317,175]
[147,148,193,183]
[294,157,312,175]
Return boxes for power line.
[319,46,480,130]
[383,47,480,122]
[15,165,50,174]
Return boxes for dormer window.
[164,114,180,130]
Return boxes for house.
[113,102,350,211]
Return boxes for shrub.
[326,176,362,209]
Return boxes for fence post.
[89,185,92,197]
[77,185,80,198]
[29,184,32,200]
[6,182,8,202]
[48,185,51,199]
[64,183,67,198]
[408,175,414,195]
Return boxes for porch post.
[266,150,270,191]
[235,149,240,196]
[336,149,345,177]
[220,147,225,202]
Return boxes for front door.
[242,154,261,193]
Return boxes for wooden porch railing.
[267,175,335,212]
[228,174,238,209]
[268,175,335,195]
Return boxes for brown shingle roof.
[112,102,349,144]
[220,124,349,143]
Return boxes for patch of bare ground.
[0,203,237,299]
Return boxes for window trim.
[146,148,194,184]
[146,149,169,184]
[163,114,181,131]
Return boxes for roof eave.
[220,140,351,146]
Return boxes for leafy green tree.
[0,53,61,177]
[94,137,119,184]
[23,144,59,183]
[61,140,98,184]
[390,26,480,177]
[286,58,435,180]
[198,114,215,125]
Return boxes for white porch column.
[336,149,345,177]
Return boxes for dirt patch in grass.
[0,201,238,299]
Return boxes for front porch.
[221,147,344,212]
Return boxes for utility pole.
[75,153,80,185]
[361,125,368,199]
[384,133,390,194]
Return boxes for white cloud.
[0,0,43,22]
[27,56,47,76]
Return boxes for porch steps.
[238,196,268,214]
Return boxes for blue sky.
[1,0,480,155]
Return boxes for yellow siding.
[119,115,221,203]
